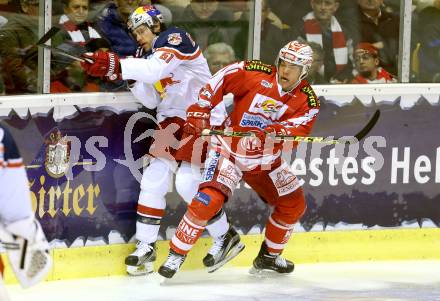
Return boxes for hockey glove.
[262,123,291,153]
[184,101,212,136]
[81,50,121,80]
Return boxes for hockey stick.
[201,109,380,145]
[36,26,61,46]
[38,43,92,63]
[36,26,93,63]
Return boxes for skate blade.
[248,266,290,278]
[126,262,154,276]
[207,242,245,273]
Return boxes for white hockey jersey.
[0,124,33,224]
[120,27,211,122]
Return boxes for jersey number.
[159,52,175,63]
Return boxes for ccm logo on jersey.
[187,112,210,118]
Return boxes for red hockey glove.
[262,123,291,153]
[184,101,212,136]
[80,50,121,80]
[263,123,291,138]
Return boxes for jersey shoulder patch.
[300,83,320,108]
[244,60,273,74]
[154,27,198,54]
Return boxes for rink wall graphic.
[0,85,439,247]
[0,84,439,281]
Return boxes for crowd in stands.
[0,0,437,95]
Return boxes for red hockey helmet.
[276,41,313,80]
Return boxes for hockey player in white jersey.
[80,5,244,276]
[0,123,52,300]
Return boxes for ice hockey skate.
[249,242,294,275]
[203,226,245,273]
[158,249,186,279]
[125,241,156,276]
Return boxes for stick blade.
[36,26,61,46]
[353,109,380,142]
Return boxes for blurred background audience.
[203,41,235,74]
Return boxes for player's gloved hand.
[184,101,212,136]
[263,123,291,139]
[80,50,121,80]
[262,123,291,153]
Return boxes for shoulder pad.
[244,60,273,74]
[154,27,198,54]
[300,84,320,108]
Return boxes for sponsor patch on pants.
[269,162,302,196]
[194,191,211,206]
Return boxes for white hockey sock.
[205,210,229,238]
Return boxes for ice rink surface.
[7,260,440,301]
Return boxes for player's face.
[132,25,156,51]
[64,0,89,24]
[277,60,302,91]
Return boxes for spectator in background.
[306,42,327,84]
[267,0,309,34]
[0,0,39,94]
[174,0,235,51]
[299,0,353,83]
[414,2,440,82]
[55,0,101,45]
[97,0,142,57]
[354,0,399,76]
[233,0,288,63]
[351,42,396,84]
[203,42,236,75]
[155,0,188,20]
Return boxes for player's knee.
[175,166,200,204]
[140,159,172,196]
[187,187,225,221]
[273,188,307,225]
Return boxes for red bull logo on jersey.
[154,73,181,99]
[167,32,182,46]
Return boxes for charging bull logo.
[154,73,181,99]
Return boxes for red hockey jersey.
[201,60,320,168]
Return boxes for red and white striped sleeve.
[198,62,248,126]
[280,85,320,137]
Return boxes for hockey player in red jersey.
[79,5,241,275]
[158,41,320,278]
[0,123,52,300]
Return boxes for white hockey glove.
[0,217,52,288]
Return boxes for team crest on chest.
[248,94,286,118]
[167,33,182,46]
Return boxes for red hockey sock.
[170,214,205,255]
[264,215,294,254]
